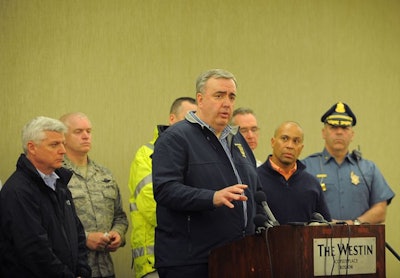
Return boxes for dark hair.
[170,97,196,114]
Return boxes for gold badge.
[335,102,346,113]
[351,171,360,185]
[316,174,327,191]
[234,143,246,158]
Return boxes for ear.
[169,114,176,125]
[270,137,275,147]
[350,129,355,141]
[196,92,203,105]
[27,141,37,155]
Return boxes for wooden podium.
[209,224,385,277]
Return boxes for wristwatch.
[353,218,361,225]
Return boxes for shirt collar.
[187,111,238,138]
[37,169,59,191]
[322,148,355,165]
[269,157,297,180]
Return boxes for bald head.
[59,112,93,163]
[271,121,304,169]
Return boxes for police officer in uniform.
[302,102,395,225]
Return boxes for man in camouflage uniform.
[61,112,128,278]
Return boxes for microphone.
[312,212,327,222]
[254,191,280,226]
[254,214,273,228]
[351,149,362,161]
[309,212,329,226]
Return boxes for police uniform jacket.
[302,148,395,220]
[0,154,91,278]
[152,114,260,269]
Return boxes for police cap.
[321,102,356,127]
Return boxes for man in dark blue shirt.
[257,121,331,224]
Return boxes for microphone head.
[351,149,362,161]
[311,212,327,222]
[253,214,269,228]
[254,191,267,204]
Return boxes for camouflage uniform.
[63,156,128,277]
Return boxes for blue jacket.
[0,154,91,278]
[152,117,260,268]
[257,157,331,224]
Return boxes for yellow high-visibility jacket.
[128,126,167,278]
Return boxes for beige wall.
[1,0,399,277]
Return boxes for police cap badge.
[321,102,356,127]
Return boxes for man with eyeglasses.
[231,107,262,166]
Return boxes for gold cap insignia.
[321,101,357,126]
[335,102,346,113]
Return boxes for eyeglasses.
[239,127,260,134]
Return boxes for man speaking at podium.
[257,121,331,225]
[152,69,261,278]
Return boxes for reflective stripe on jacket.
[129,125,167,278]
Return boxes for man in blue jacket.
[0,116,91,278]
[152,69,260,278]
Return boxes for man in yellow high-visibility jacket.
[128,97,196,278]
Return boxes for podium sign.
[313,237,376,276]
[209,224,385,278]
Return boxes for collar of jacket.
[321,148,356,165]
[265,155,307,173]
[185,111,239,135]
[17,153,73,187]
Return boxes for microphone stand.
[386,242,400,261]
[350,149,399,262]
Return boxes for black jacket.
[0,154,91,278]
[152,118,261,268]
[257,157,331,224]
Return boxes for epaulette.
[307,152,323,158]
